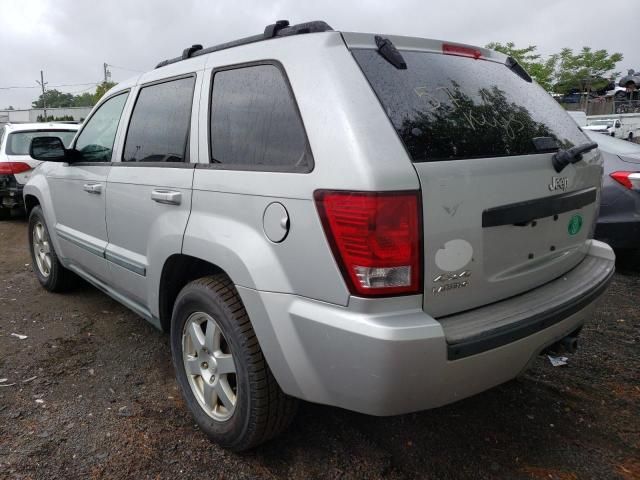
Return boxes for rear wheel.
[0,207,10,220]
[28,206,74,291]
[170,275,298,451]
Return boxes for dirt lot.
[0,217,638,480]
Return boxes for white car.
[0,123,79,218]
[584,118,620,137]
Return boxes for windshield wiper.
[552,142,598,173]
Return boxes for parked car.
[23,20,615,451]
[584,118,621,137]
[0,123,79,218]
[584,130,640,250]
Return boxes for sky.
[1,0,638,109]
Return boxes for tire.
[170,275,298,451]
[28,206,74,292]
[0,207,10,220]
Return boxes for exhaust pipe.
[541,334,579,355]
[559,336,578,354]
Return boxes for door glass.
[122,76,195,163]
[210,64,311,171]
[75,92,129,162]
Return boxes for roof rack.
[155,20,334,69]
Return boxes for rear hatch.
[345,33,602,318]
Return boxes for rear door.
[105,74,200,314]
[348,36,602,317]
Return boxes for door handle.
[151,190,182,205]
[83,183,103,194]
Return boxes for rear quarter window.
[352,49,588,162]
[209,63,312,172]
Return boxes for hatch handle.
[552,142,598,173]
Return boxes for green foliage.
[31,81,117,109]
[94,81,117,102]
[486,42,623,94]
[552,47,623,94]
[486,42,557,91]
[36,114,75,122]
[32,89,75,108]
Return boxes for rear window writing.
[352,49,588,162]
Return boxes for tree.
[552,47,623,94]
[486,42,557,91]
[486,42,623,95]
[32,89,75,108]
[72,92,96,107]
[94,81,117,103]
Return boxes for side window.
[210,64,311,171]
[75,92,129,162]
[123,76,195,163]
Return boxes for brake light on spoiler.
[0,162,31,175]
[442,43,483,60]
[315,190,422,297]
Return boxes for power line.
[0,81,100,91]
[106,63,143,73]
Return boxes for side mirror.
[29,136,68,162]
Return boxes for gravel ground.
[0,217,638,480]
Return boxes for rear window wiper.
[505,56,532,83]
[375,36,407,70]
[552,142,598,173]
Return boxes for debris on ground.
[548,355,569,367]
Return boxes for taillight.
[610,171,640,190]
[0,162,32,175]
[442,43,483,60]
[315,190,422,297]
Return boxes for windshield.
[6,130,77,155]
[352,49,589,162]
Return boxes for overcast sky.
[1,0,638,109]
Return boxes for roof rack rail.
[155,20,333,69]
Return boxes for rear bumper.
[595,218,640,249]
[239,240,615,416]
[0,175,24,209]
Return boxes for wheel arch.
[158,254,228,332]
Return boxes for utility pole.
[103,63,111,84]
[36,70,48,121]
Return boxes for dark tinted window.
[210,64,311,171]
[352,49,589,162]
[7,130,76,155]
[123,76,195,162]
[75,92,128,162]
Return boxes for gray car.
[585,130,640,250]
[23,20,615,450]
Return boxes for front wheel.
[28,206,74,291]
[170,275,298,451]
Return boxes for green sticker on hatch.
[568,214,583,236]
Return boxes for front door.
[48,92,129,283]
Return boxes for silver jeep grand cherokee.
[24,20,615,450]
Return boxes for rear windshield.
[352,49,588,162]
[6,130,76,155]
